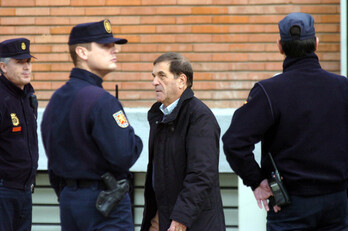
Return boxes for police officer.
[222,13,348,231]
[41,20,143,230]
[0,38,38,230]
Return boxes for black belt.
[65,179,106,190]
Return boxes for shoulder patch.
[113,110,129,128]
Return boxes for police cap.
[279,12,315,41]
[0,38,35,59]
[68,19,127,45]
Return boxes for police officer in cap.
[222,12,348,230]
[0,38,38,230]
[41,19,143,230]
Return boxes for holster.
[96,172,130,217]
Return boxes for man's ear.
[314,37,319,51]
[75,46,88,61]
[0,62,7,74]
[277,39,284,55]
[178,73,187,89]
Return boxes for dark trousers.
[0,186,32,231]
[60,185,133,231]
[267,190,348,231]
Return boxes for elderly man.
[141,52,225,231]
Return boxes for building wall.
[0,0,342,109]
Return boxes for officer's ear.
[277,39,284,55]
[314,37,319,52]
[75,45,89,61]
[0,62,7,74]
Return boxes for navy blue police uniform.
[222,13,348,231]
[41,20,143,231]
[0,38,38,230]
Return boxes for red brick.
[192,7,228,14]
[155,7,192,15]
[249,0,290,3]
[1,17,35,25]
[35,17,70,25]
[35,91,54,101]
[316,24,340,33]
[34,35,69,43]
[71,0,106,6]
[119,7,156,15]
[16,7,50,15]
[175,34,212,43]
[120,25,156,34]
[141,0,176,5]
[1,0,35,6]
[176,16,212,24]
[51,7,85,15]
[140,16,176,24]
[31,45,52,53]
[300,5,339,13]
[15,26,49,34]
[193,44,230,52]
[212,16,249,24]
[156,25,192,33]
[33,72,69,81]
[35,53,70,62]
[36,0,70,6]
[0,8,15,16]
[178,0,213,4]
[106,0,141,5]
[140,35,176,43]
[50,26,71,34]
[317,15,340,23]
[31,81,52,90]
[157,44,193,52]
[212,53,249,62]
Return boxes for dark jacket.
[0,75,38,190]
[41,68,143,195]
[141,88,225,231]
[222,53,348,196]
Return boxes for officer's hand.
[167,220,187,231]
[253,179,273,212]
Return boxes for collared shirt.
[160,98,179,116]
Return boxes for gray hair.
[0,57,10,75]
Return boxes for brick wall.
[0,0,341,108]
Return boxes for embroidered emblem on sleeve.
[113,110,129,128]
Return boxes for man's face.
[86,42,119,77]
[152,61,182,107]
[0,58,32,89]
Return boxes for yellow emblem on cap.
[21,42,26,50]
[11,113,20,126]
[104,20,112,34]
[113,110,129,128]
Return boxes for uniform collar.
[283,52,321,72]
[69,68,103,87]
[0,74,34,97]
[148,87,194,123]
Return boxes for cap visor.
[11,54,36,59]
[97,37,128,44]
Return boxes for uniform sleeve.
[89,94,143,173]
[170,108,220,228]
[222,83,274,190]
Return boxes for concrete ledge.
[37,107,261,172]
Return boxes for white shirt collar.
[160,98,180,116]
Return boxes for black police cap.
[0,38,35,59]
[68,19,128,45]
